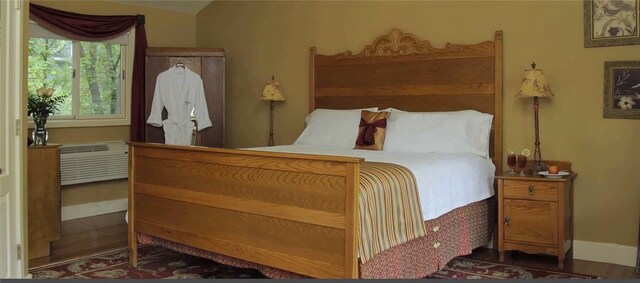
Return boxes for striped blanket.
[358,162,426,263]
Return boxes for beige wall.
[62,179,127,206]
[27,1,197,209]
[196,1,640,247]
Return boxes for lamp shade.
[260,77,286,101]
[515,67,554,98]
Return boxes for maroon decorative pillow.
[355,110,390,151]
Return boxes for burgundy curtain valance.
[30,3,139,41]
[29,3,148,142]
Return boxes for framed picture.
[603,61,640,119]
[584,0,640,47]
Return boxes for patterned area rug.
[30,245,598,279]
[429,258,598,279]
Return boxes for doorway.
[0,0,26,278]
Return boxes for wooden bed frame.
[128,28,503,279]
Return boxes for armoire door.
[145,48,225,147]
[144,55,170,144]
[199,56,224,147]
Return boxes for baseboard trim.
[61,198,127,221]
[573,240,637,267]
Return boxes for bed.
[127,28,503,278]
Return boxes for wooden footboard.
[127,142,362,278]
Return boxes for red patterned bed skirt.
[138,198,495,279]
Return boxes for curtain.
[30,3,148,142]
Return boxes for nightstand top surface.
[496,172,577,182]
[28,144,61,149]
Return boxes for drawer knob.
[504,216,511,226]
[528,185,535,195]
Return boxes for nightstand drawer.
[503,180,558,201]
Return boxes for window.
[28,22,134,127]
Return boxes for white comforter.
[248,145,495,220]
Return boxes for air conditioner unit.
[60,141,128,186]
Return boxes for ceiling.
[116,0,213,15]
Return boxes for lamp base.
[268,101,275,146]
[531,96,545,175]
[531,161,547,175]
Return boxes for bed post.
[344,163,360,278]
[128,144,138,267]
[494,30,503,175]
[309,47,317,112]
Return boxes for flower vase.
[32,113,49,146]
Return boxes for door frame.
[636,221,639,272]
[0,0,26,278]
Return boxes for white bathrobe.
[146,66,213,146]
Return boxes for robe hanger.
[175,62,185,69]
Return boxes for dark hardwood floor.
[464,248,639,279]
[29,211,128,268]
[29,212,640,279]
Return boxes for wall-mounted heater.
[59,140,128,185]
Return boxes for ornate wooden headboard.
[309,28,503,172]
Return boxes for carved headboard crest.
[335,28,488,60]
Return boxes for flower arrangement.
[27,87,67,118]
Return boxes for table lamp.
[260,76,286,146]
[516,62,554,174]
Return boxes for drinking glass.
[506,150,517,175]
[516,154,527,176]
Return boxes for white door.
[0,0,26,278]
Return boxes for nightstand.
[496,161,576,269]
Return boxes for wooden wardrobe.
[145,48,225,147]
[27,145,61,260]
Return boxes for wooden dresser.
[496,161,576,269]
[27,145,61,259]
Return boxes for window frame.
[27,21,134,128]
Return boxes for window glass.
[28,37,73,116]
[27,22,132,127]
[79,42,122,116]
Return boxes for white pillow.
[384,110,493,157]
[294,108,378,148]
